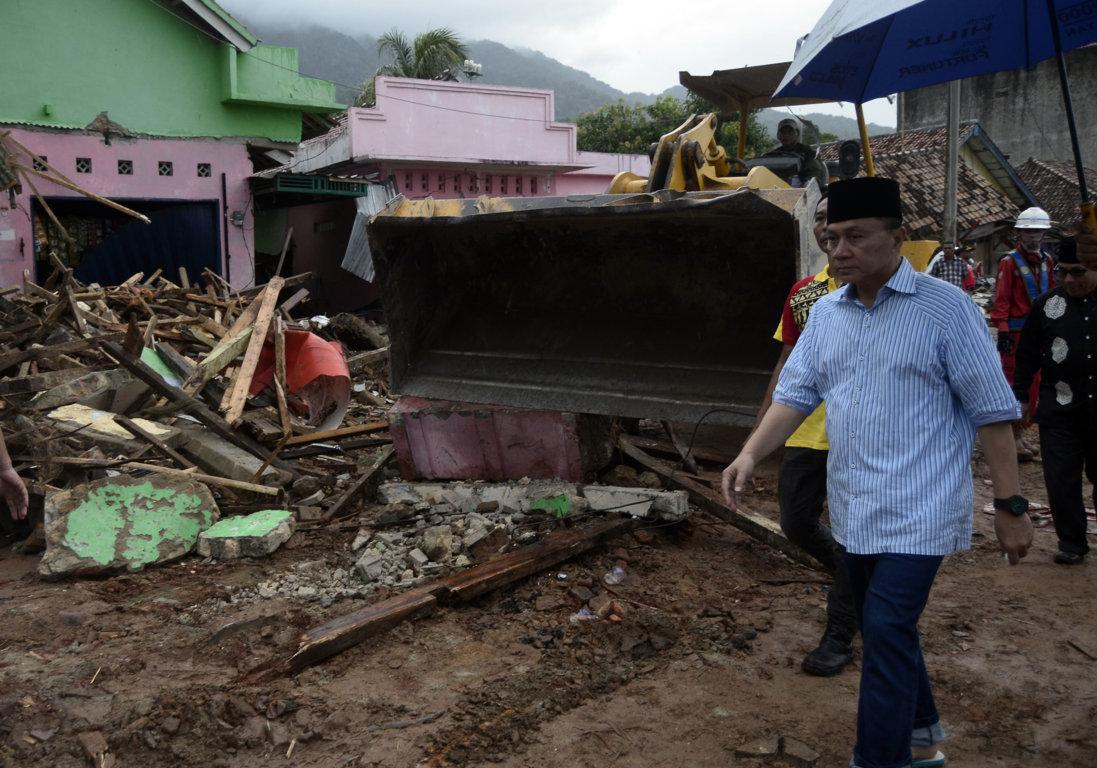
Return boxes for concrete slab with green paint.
[39,475,219,578]
[198,509,294,560]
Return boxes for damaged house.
[0,0,342,289]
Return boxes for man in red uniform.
[991,207,1055,459]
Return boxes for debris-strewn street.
[2,446,1093,768]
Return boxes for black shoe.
[801,636,853,677]
[1054,551,1086,565]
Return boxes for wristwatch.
[993,495,1029,517]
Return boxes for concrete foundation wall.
[900,46,1097,164]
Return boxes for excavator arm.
[608,113,789,195]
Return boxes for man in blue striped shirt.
[721,177,1033,768]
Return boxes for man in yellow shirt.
[753,194,857,676]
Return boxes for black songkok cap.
[1058,237,1078,264]
[827,177,903,225]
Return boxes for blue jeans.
[844,553,944,768]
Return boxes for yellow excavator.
[366,119,824,427]
[364,63,871,426]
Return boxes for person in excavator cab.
[764,117,828,191]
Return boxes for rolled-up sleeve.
[773,309,823,415]
[943,296,1022,426]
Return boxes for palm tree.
[356,28,471,107]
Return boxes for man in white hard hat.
[767,118,828,190]
[990,207,1056,460]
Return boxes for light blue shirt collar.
[837,257,917,305]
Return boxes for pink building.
[269,76,649,311]
[0,128,255,288]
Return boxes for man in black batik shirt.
[1014,237,1097,565]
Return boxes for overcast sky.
[220,0,897,126]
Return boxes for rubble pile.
[0,264,394,573]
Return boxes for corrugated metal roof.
[341,181,399,282]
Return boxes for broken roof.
[164,0,257,51]
[1015,158,1097,229]
[679,62,831,113]
[817,123,1038,241]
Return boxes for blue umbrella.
[775,0,1097,228]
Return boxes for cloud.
[220,0,897,125]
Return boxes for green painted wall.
[1,0,340,143]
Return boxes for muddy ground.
[1,431,1095,768]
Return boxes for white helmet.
[1015,207,1052,230]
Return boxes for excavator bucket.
[367,187,825,426]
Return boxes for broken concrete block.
[735,735,781,757]
[39,475,218,578]
[351,529,372,551]
[32,369,144,412]
[45,404,179,452]
[196,509,294,560]
[782,737,820,765]
[355,552,385,582]
[420,525,454,561]
[174,423,283,485]
[468,527,508,560]
[407,548,430,570]
[581,486,689,521]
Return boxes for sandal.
[912,751,946,768]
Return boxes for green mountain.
[250,22,893,139]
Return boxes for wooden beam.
[221,276,284,424]
[273,315,291,438]
[617,435,822,570]
[125,462,280,496]
[284,420,389,447]
[323,445,394,522]
[287,587,439,675]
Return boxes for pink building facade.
[275,77,649,312]
[289,76,650,200]
[0,127,256,288]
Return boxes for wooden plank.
[345,347,389,375]
[274,226,293,278]
[239,272,311,299]
[187,326,252,392]
[324,445,394,521]
[284,420,389,447]
[288,587,439,674]
[273,315,291,438]
[126,462,280,496]
[100,339,298,476]
[279,287,309,315]
[618,435,822,571]
[0,333,121,373]
[626,435,731,466]
[112,415,196,470]
[222,276,284,423]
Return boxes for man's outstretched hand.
[0,468,28,521]
[721,454,756,510]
